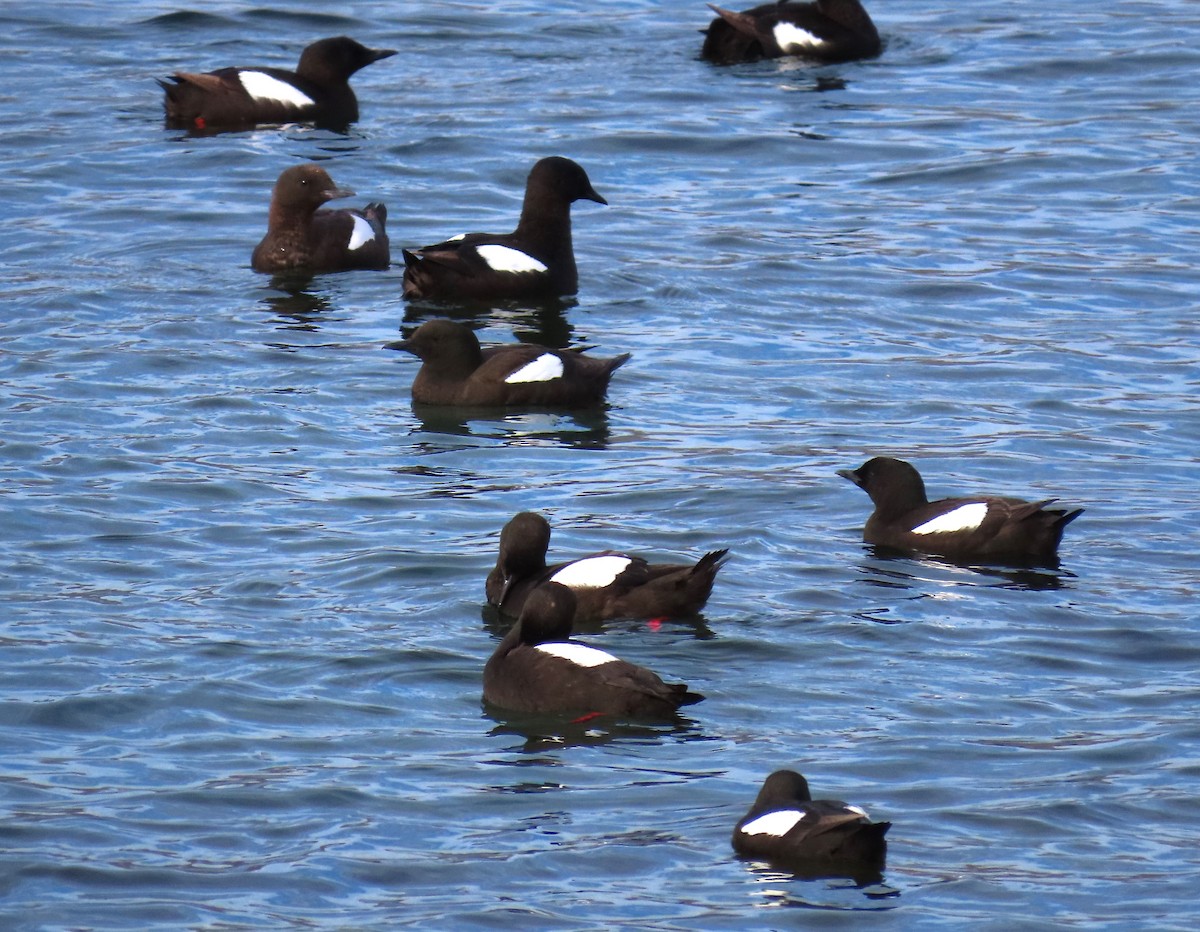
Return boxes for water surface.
[2,1,1198,928]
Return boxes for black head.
[838,456,929,511]
[526,157,608,206]
[498,511,553,573]
[515,582,577,646]
[270,163,353,215]
[486,511,553,607]
[754,769,813,809]
[390,319,484,368]
[297,36,398,81]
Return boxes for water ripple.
[2,0,1199,928]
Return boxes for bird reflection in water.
[740,858,900,904]
[854,545,1076,594]
[407,403,614,450]
[259,276,332,332]
[483,708,704,754]
[400,294,580,349]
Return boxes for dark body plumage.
[159,36,396,130]
[839,456,1084,563]
[701,1,881,65]
[401,157,607,300]
[251,164,389,274]
[483,583,704,718]
[486,511,728,623]
[390,319,628,407]
[732,770,890,868]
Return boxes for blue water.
[2,1,1198,928]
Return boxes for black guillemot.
[485,511,728,623]
[159,36,395,130]
[401,157,607,301]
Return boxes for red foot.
[570,711,605,724]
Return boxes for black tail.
[606,353,632,376]
[695,548,730,576]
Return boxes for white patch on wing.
[535,642,618,668]
[237,71,315,108]
[347,215,375,250]
[446,233,467,242]
[911,502,989,535]
[773,23,828,52]
[505,353,564,384]
[550,555,633,589]
[845,805,869,818]
[476,244,548,274]
[740,809,805,837]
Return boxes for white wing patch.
[476,244,548,274]
[535,642,618,668]
[911,502,989,535]
[740,809,805,837]
[773,23,828,53]
[347,215,375,250]
[446,233,467,242]
[238,71,316,108]
[505,353,565,384]
[845,805,869,818]
[550,555,633,589]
